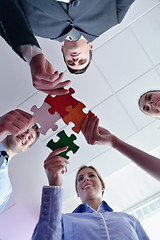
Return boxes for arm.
[0,0,40,58]
[81,113,160,181]
[32,147,69,240]
[0,109,34,138]
[0,0,71,95]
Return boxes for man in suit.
[0,109,40,212]
[0,0,134,93]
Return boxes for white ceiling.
[0,1,160,239]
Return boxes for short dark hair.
[64,50,92,74]
[28,123,40,148]
[75,165,105,196]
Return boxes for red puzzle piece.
[63,102,92,133]
[44,88,80,118]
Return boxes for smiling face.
[76,167,105,203]
[139,90,160,118]
[61,39,93,71]
[6,127,37,153]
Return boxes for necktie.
[0,151,9,168]
[68,28,81,41]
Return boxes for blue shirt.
[32,187,150,240]
[0,142,12,212]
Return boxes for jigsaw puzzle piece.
[46,130,80,159]
[44,88,80,118]
[62,102,92,133]
[31,102,61,135]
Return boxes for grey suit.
[0,0,134,59]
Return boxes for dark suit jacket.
[0,0,134,59]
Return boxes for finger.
[52,79,71,89]
[46,146,68,159]
[85,114,96,144]
[37,71,63,84]
[3,122,22,136]
[48,87,70,96]
[44,155,69,167]
[34,71,60,82]
[33,78,71,91]
[42,72,65,87]
[5,110,34,135]
[45,162,67,172]
[81,112,94,136]
[15,109,33,121]
[35,87,70,96]
[88,117,99,144]
[44,159,69,173]
[81,113,92,134]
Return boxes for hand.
[81,113,113,146]
[44,147,69,186]
[0,109,34,138]
[30,53,71,95]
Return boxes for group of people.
[0,0,159,239]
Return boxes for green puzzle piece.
[46,130,80,159]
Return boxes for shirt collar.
[72,200,113,213]
[0,142,11,162]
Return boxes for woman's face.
[76,167,104,203]
[139,91,160,118]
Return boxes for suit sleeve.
[116,0,135,23]
[32,187,63,240]
[0,0,41,60]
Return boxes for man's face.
[139,91,160,118]
[6,127,37,153]
[61,39,92,70]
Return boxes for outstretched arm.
[0,0,40,58]
[81,113,160,180]
[32,147,69,240]
[0,0,71,95]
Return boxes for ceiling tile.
[93,29,152,91]
[130,4,160,65]
[92,95,137,140]
[126,120,160,152]
[37,37,67,72]
[156,63,160,75]
[0,38,35,115]
[103,163,160,211]
[85,148,130,179]
[64,62,114,109]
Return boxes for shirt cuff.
[57,0,71,2]
[43,185,62,189]
[20,45,42,64]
